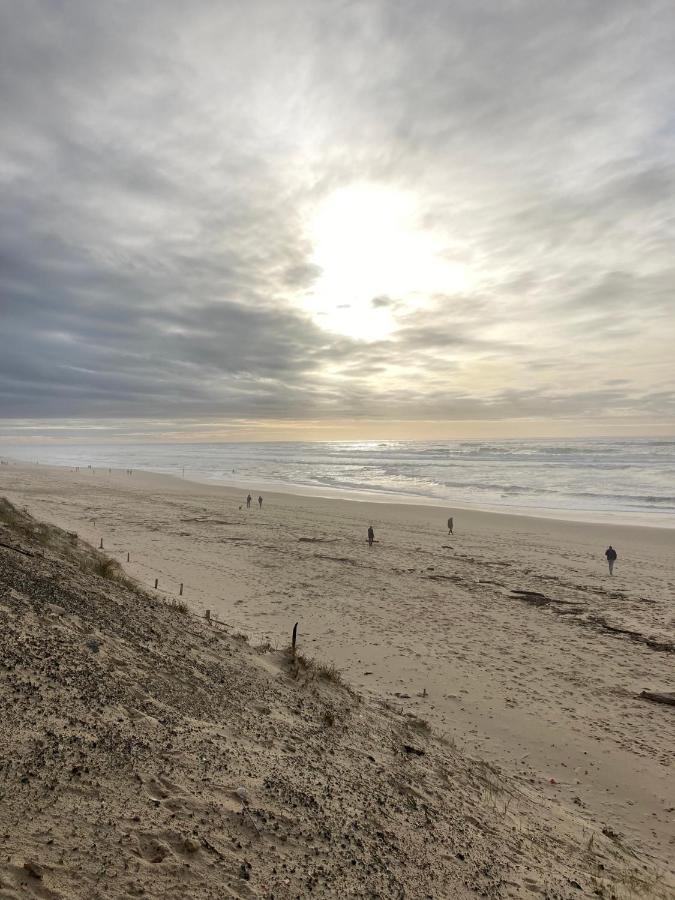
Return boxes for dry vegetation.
[0,497,185,610]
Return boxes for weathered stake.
[154,578,158,589]
[99,538,103,549]
[291,621,299,656]
[179,583,184,596]
[205,609,211,624]
[127,552,130,562]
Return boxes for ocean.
[2,438,674,527]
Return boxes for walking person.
[246,493,252,509]
[605,545,617,575]
[367,525,375,548]
[258,495,263,509]
[447,516,454,535]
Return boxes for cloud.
[1,0,674,435]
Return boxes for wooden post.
[127,552,130,562]
[205,609,211,624]
[291,622,298,656]
[179,583,183,596]
[154,578,158,589]
[99,538,103,549]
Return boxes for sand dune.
[1,462,673,898]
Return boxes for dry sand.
[1,461,673,898]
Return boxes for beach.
[1,461,673,880]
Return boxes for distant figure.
[367,525,375,547]
[246,494,252,509]
[258,495,263,509]
[447,516,454,535]
[605,545,617,575]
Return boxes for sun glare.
[302,183,469,341]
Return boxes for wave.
[570,492,675,506]
[3,437,674,523]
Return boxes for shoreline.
[4,456,675,534]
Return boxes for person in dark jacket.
[367,525,375,548]
[605,545,617,575]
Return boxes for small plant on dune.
[406,713,432,734]
[32,522,54,546]
[287,651,354,694]
[293,652,344,685]
[321,706,336,728]
[0,498,39,535]
[472,759,515,813]
[588,855,667,900]
[0,497,56,546]
[615,868,666,899]
[166,598,189,614]
[90,554,139,592]
[314,660,344,685]
[438,731,457,751]
[0,497,21,527]
[480,777,501,809]
[93,556,118,579]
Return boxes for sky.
[1,0,674,443]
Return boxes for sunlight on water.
[2,439,674,526]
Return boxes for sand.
[1,461,673,897]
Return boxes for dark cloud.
[1,0,674,434]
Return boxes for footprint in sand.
[133,832,173,864]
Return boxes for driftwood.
[510,590,673,653]
[403,744,425,756]
[0,541,33,557]
[587,616,674,654]
[314,554,356,565]
[297,537,337,544]
[511,589,580,608]
[639,690,675,707]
